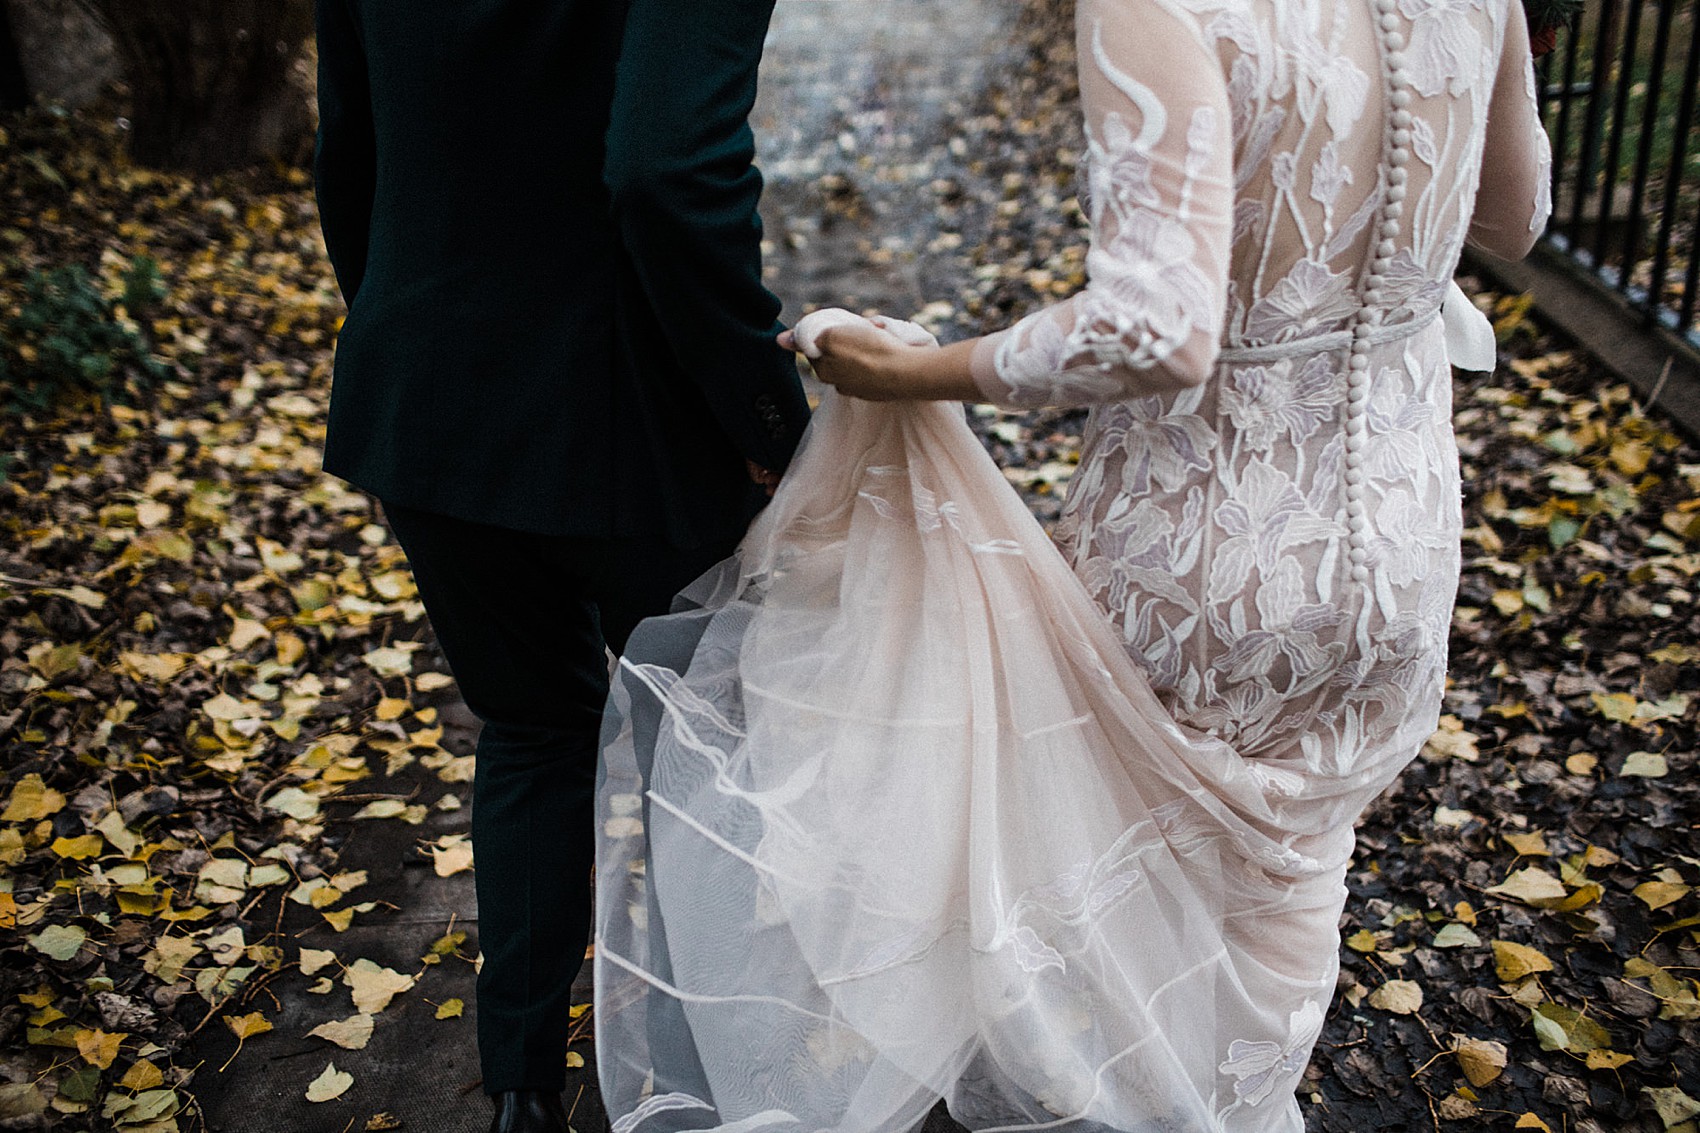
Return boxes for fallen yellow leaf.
[1591,691,1638,723]
[228,614,271,652]
[1620,751,1669,778]
[51,833,103,860]
[1486,867,1569,907]
[275,631,307,666]
[1501,830,1549,857]
[225,1012,272,1041]
[75,1028,126,1070]
[1423,716,1480,761]
[305,1061,353,1103]
[308,1013,374,1050]
[362,645,416,677]
[428,834,474,878]
[119,650,191,684]
[1367,980,1423,1015]
[1634,880,1690,911]
[2,774,67,822]
[1565,752,1598,775]
[119,1059,164,1091]
[299,947,337,976]
[1643,1085,1700,1127]
[343,959,415,1013]
[1493,940,1555,982]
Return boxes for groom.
[312,1,810,1130]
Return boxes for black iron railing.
[1537,0,1700,347]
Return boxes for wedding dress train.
[598,388,1384,1133]
[594,0,1551,1125]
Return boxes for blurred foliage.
[0,255,165,420]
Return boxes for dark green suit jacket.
[313,0,810,544]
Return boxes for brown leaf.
[1453,1037,1508,1086]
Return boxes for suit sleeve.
[313,0,377,304]
[604,0,810,473]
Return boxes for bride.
[593,0,1551,1127]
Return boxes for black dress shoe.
[488,1090,569,1133]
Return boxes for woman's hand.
[780,309,982,402]
[805,320,927,401]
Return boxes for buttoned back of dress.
[964,0,1551,772]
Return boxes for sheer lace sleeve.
[1466,3,1552,260]
[971,0,1234,410]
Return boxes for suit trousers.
[382,501,740,1094]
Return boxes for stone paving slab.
[183,700,533,1133]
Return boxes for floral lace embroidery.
[970,0,1548,1122]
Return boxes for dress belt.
[1217,305,1443,364]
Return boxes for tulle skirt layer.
[594,393,1420,1133]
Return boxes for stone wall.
[8,0,116,108]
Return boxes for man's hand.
[747,460,781,497]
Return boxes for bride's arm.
[807,0,1233,406]
[1465,1,1552,260]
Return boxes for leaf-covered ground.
[0,108,479,1131]
[2,4,1699,1130]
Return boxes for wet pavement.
[757,0,1025,329]
[188,699,496,1133]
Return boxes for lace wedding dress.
[593,0,1551,1128]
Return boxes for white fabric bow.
[1441,279,1496,372]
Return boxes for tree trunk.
[81,0,313,173]
[0,1,29,110]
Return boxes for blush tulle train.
[593,391,1415,1133]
